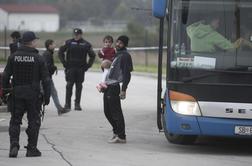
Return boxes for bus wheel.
[162,113,197,144]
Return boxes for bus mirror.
[152,0,168,19]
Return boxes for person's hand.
[98,49,104,58]
[84,66,88,72]
[84,64,91,72]
[98,50,102,58]
[44,97,50,105]
[233,38,244,48]
[63,63,67,68]
[243,39,252,49]
[2,89,11,103]
[54,66,58,75]
[3,88,10,97]
[119,91,126,100]
[52,66,58,75]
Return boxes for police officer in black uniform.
[2,31,51,158]
[58,28,96,111]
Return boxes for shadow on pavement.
[164,136,252,156]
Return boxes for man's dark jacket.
[106,48,133,91]
[42,49,57,77]
[9,40,20,54]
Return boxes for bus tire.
[162,111,197,145]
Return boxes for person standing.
[2,31,51,158]
[98,35,116,62]
[9,31,21,54]
[103,35,133,143]
[6,31,21,113]
[43,39,70,115]
[58,28,96,111]
[96,35,116,92]
[187,16,243,53]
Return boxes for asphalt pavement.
[0,71,252,166]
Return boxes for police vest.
[66,39,91,67]
[13,54,36,86]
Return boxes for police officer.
[58,28,96,111]
[2,31,51,158]
[9,31,21,54]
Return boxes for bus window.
[237,3,252,67]
[170,0,252,71]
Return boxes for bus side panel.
[197,117,252,137]
[164,93,201,135]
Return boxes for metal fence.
[0,46,167,67]
[0,46,165,52]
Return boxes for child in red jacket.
[98,35,116,62]
[97,36,116,92]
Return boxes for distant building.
[65,20,127,33]
[0,4,59,32]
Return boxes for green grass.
[92,63,165,74]
[0,30,163,74]
[55,62,163,73]
[1,31,161,68]
[0,58,165,74]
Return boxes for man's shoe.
[25,147,41,157]
[61,108,71,114]
[9,145,19,158]
[108,136,126,144]
[107,134,118,142]
[64,104,71,110]
[74,104,82,111]
[57,108,62,116]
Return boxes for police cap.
[73,28,83,35]
[22,31,39,43]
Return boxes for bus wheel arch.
[162,105,197,145]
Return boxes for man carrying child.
[99,35,133,143]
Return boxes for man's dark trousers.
[65,67,85,107]
[103,84,126,139]
[9,97,41,148]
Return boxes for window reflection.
[171,0,252,70]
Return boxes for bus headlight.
[169,90,202,116]
[170,101,201,116]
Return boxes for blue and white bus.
[153,0,252,144]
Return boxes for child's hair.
[101,59,112,69]
[103,35,113,43]
[45,39,54,49]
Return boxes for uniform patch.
[71,42,78,45]
[15,56,34,63]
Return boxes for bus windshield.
[170,0,252,71]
